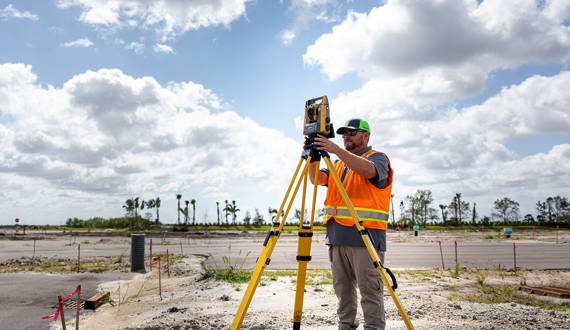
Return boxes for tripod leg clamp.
[263,230,280,247]
[372,260,398,290]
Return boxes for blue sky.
[1,0,569,225]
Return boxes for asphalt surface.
[1,233,569,270]
[0,272,134,330]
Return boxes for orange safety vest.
[323,149,393,230]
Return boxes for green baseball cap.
[336,118,371,134]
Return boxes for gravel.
[71,256,570,330]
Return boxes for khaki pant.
[329,245,385,330]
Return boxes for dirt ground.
[49,255,570,330]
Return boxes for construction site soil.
[1,230,568,329]
[45,256,570,330]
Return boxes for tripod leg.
[322,156,415,330]
[231,158,310,330]
[292,159,321,329]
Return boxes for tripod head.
[302,95,334,161]
[302,134,330,161]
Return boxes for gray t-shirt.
[322,146,390,251]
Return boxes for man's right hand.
[314,135,341,155]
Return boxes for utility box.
[503,227,513,238]
[131,233,146,272]
[413,224,420,237]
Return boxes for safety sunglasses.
[342,129,361,137]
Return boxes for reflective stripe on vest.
[323,148,393,231]
[324,206,389,222]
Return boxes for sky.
[0,0,569,226]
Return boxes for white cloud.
[153,43,174,54]
[301,0,570,215]
[280,0,338,45]
[304,0,570,85]
[61,38,94,48]
[57,0,251,41]
[125,41,145,54]
[329,72,570,216]
[0,63,300,223]
[0,4,39,21]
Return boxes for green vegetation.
[0,257,127,273]
[65,216,154,230]
[24,192,569,230]
[202,268,252,283]
[201,266,334,285]
[451,284,570,312]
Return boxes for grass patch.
[443,283,463,291]
[80,240,91,245]
[450,284,570,312]
[0,256,128,273]
[202,268,252,283]
[200,267,333,285]
[483,234,495,239]
[306,269,333,285]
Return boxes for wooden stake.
[513,242,517,272]
[438,241,445,269]
[33,239,36,258]
[59,296,67,330]
[77,244,81,272]
[166,249,170,278]
[179,239,183,255]
[454,240,459,276]
[75,285,81,330]
[149,239,153,271]
[158,258,162,300]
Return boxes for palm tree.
[224,200,229,225]
[216,201,221,226]
[134,197,140,218]
[455,193,462,224]
[183,200,190,225]
[176,194,182,225]
[439,204,447,224]
[226,201,241,225]
[155,197,161,224]
[546,197,554,223]
[190,199,196,225]
[123,198,135,217]
[146,199,156,222]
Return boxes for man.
[308,118,393,330]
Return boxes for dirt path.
[55,255,570,330]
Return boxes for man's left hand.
[314,135,341,154]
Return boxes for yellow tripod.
[230,144,414,330]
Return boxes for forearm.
[335,148,377,179]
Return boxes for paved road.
[1,234,569,270]
[0,272,134,330]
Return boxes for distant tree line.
[397,190,569,228]
[64,191,569,230]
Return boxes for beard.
[344,140,356,151]
[344,136,366,152]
